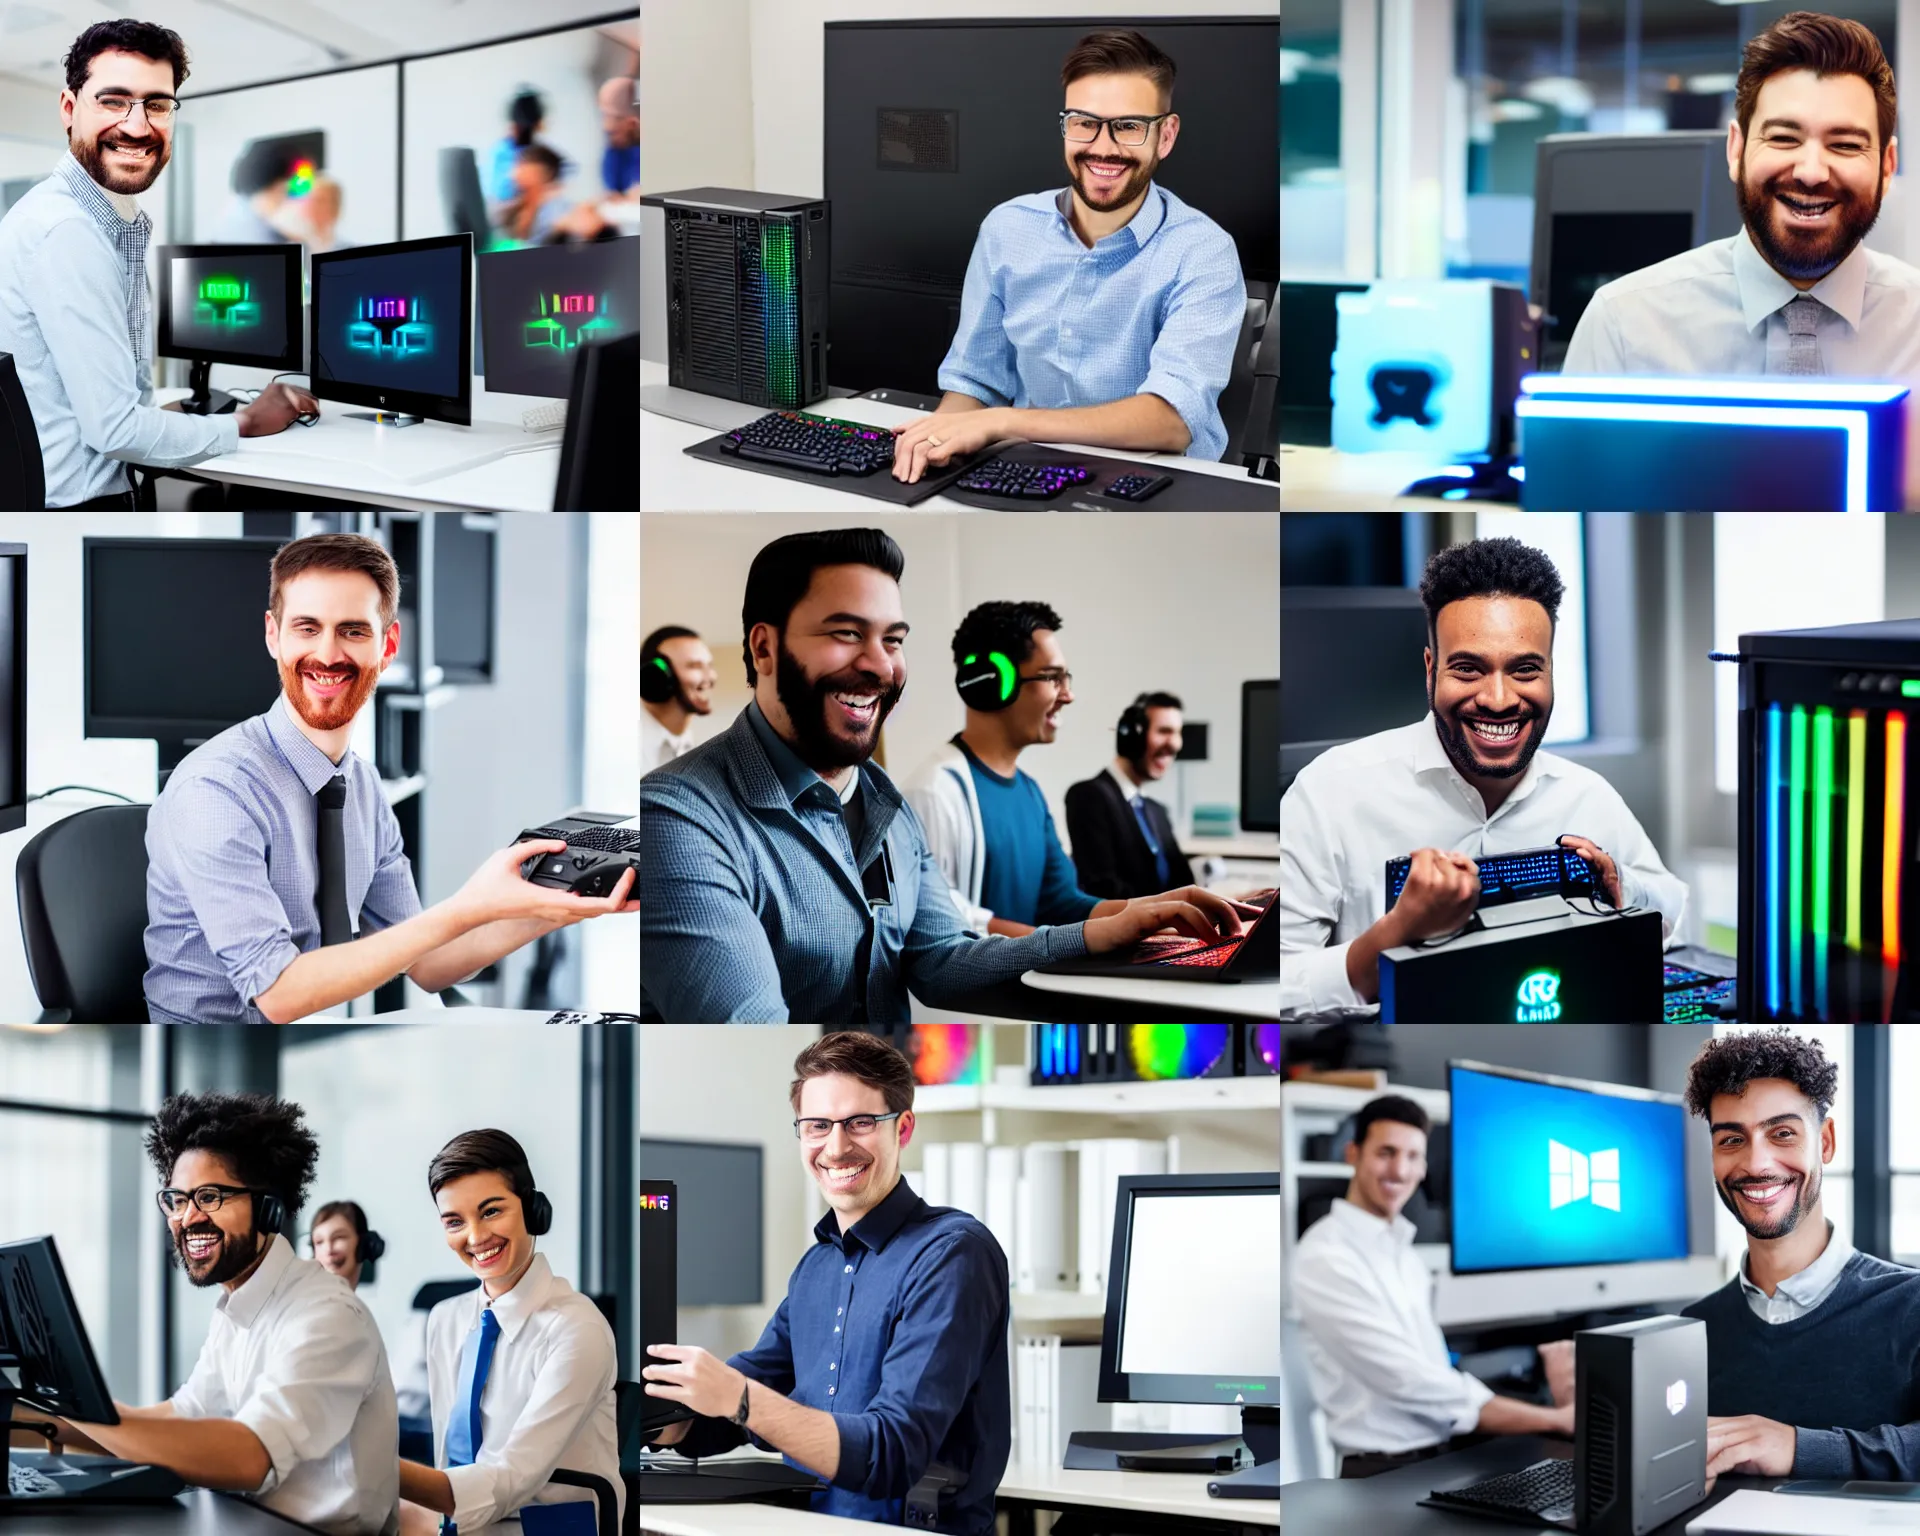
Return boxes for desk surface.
[1280,443,1471,510]
[1021,968,1280,1020]
[638,1505,878,1536]
[1182,833,1280,860]
[299,1007,627,1023]
[643,362,1268,512]
[998,1457,1278,1523]
[1282,1436,1753,1535]
[0,1487,325,1534]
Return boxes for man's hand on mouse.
[237,383,320,437]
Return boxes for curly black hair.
[1418,537,1565,649]
[950,600,1064,668]
[63,19,190,94]
[1683,1029,1839,1121]
[144,1092,321,1219]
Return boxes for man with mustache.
[1564,12,1920,378]
[889,29,1246,481]
[1679,1030,1920,1484]
[143,533,636,1023]
[1280,536,1686,1013]
[639,527,1248,1022]
[0,21,319,509]
[1064,691,1197,901]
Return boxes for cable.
[27,785,138,805]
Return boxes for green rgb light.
[1789,704,1806,1014]
[1813,706,1833,1011]
[761,222,799,408]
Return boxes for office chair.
[0,352,45,512]
[16,804,152,1022]
[1238,293,1280,482]
[1213,280,1271,470]
[440,147,491,244]
[549,1377,641,1536]
[410,1278,482,1314]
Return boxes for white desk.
[997,1457,1278,1525]
[1279,443,1464,510]
[643,361,1274,511]
[638,1507,878,1536]
[1021,970,1279,1020]
[1182,833,1279,860]
[299,1007,633,1023]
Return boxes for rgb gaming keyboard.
[719,411,895,476]
[1664,977,1736,1024]
[953,458,1093,500]
[1385,843,1594,910]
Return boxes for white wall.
[637,0,754,196]
[583,510,640,1009]
[639,512,1280,837]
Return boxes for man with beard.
[1065,691,1198,901]
[142,533,636,1023]
[639,527,1248,1022]
[1563,11,1920,377]
[642,624,717,776]
[1279,536,1686,1013]
[10,1092,401,1534]
[889,29,1245,481]
[1680,1030,1920,1483]
[0,21,319,509]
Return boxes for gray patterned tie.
[1780,295,1825,375]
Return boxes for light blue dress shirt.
[937,182,1246,460]
[0,151,239,505]
[640,701,1088,1022]
[144,694,424,1023]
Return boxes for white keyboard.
[521,400,569,433]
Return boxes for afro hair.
[1418,537,1565,647]
[144,1091,321,1219]
[1683,1029,1839,1121]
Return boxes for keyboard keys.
[954,458,1093,500]
[1100,472,1174,502]
[720,411,896,477]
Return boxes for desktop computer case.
[654,187,829,409]
[1574,1316,1707,1536]
[1378,909,1663,1023]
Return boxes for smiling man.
[643,1031,1009,1536]
[142,532,636,1023]
[888,29,1246,481]
[1279,536,1687,1013]
[1563,11,1920,377]
[641,624,716,776]
[1679,1030,1920,1485]
[1065,690,1197,901]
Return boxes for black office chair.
[549,1377,642,1536]
[1213,280,1271,468]
[1238,294,1280,481]
[410,1277,482,1314]
[0,352,45,512]
[16,804,152,1022]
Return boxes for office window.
[1473,511,1589,745]
[1283,0,1346,277]
[1886,1026,1920,1262]
[0,1023,146,1113]
[583,511,638,1009]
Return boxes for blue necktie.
[440,1307,501,1536]
[1131,795,1171,887]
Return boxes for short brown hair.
[1061,29,1176,112]
[1353,1095,1430,1149]
[269,533,400,631]
[789,1030,916,1117]
[427,1128,539,1202]
[1683,1028,1839,1122]
[1735,11,1896,154]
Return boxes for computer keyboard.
[719,411,895,476]
[521,399,568,433]
[1433,1457,1575,1518]
[1385,844,1593,910]
[953,458,1093,499]
[1664,963,1717,989]
[9,1462,61,1495]
[1664,977,1736,1024]
[528,825,640,854]
[1098,471,1174,502]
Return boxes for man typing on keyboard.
[1280,535,1687,1015]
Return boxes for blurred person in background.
[487,89,570,204]
[497,144,575,246]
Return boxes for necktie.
[1780,295,1825,376]
[315,775,353,945]
[1130,795,1171,887]
[440,1307,501,1536]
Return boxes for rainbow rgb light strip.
[1035,1024,1079,1078]
[907,1026,985,1086]
[1126,1026,1232,1081]
[759,221,800,408]
[1764,700,1907,1019]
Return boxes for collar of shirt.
[55,148,147,234]
[1042,181,1169,254]
[1105,761,1146,803]
[217,1233,298,1328]
[1738,1220,1855,1311]
[812,1172,921,1255]
[1328,1194,1417,1252]
[1733,223,1869,334]
[1412,711,1565,818]
[740,700,902,869]
[263,693,350,794]
[470,1251,554,1344]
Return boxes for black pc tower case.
[1378,909,1663,1023]
[638,1178,693,1433]
[642,187,829,409]
[1572,1317,1707,1536]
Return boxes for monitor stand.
[343,410,426,428]
[178,359,238,416]
[1064,1404,1276,1475]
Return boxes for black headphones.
[641,635,681,706]
[1116,693,1153,764]
[955,649,1023,712]
[512,1163,554,1237]
[252,1190,289,1238]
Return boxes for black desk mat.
[941,440,1281,512]
[682,430,985,506]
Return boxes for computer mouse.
[294,410,320,427]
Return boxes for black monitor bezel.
[1096,1171,1280,1408]
[1241,678,1278,834]
[476,235,639,400]
[309,232,474,427]
[155,243,306,371]
[82,536,284,744]
[0,1236,118,1423]
[0,544,24,835]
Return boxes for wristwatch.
[730,1379,752,1428]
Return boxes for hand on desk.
[1705,1414,1796,1479]
[237,383,320,438]
[1538,1340,1575,1408]
[1084,885,1247,953]
[891,408,1007,483]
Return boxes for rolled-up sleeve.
[231,1296,382,1496]
[1136,231,1245,460]
[936,225,1019,407]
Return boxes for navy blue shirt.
[675,1175,1010,1534]
[957,739,1099,928]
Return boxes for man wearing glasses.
[644,1032,1010,1536]
[10,1091,400,1533]
[890,27,1246,482]
[0,20,317,509]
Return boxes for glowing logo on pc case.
[639,1194,671,1211]
[1666,1379,1687,1416]
[1515,969,1562,1022]
[347,296,434,357]
[522,291,618,353]
[1548,1140,1620,1212]
[195,276,260,329]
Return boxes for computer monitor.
[83,537,282,775]
[639,1179,694,1433]
[639,1140,763,1306]
[1279,279,1369,447]
[0,1236,117,1424]
[434,512,496,685]
[1447,1060,1690,1275]
[554,331,638,509]
[479,236,638,401]
[439,147,491,245]
[1280,587,1428,789]
[310,233,474,427]
[1240,679,1277,834]
[0,356,40,510]
[156,244,306,415]
[0,544,25,833]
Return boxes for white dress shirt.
[1563,224,1920,378]
[168,1234,400,1536]
[1280,716,1689,1014]
[641,709,696,776]
[426,1252,622,1534]
[1293,1198,1493,1456]
[1737,1220,1856,1324]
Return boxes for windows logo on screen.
[1548,1140,1620,1212]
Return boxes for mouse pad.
[682,430,987,505]
[943,440,1281,512]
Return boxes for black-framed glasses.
[91,93,178,125]
[156,1183,258,1218]
[1060,110,1171,147]
[794,1112,902,1141]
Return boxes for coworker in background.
[396,1130,619,1536]
[1293,1095,1578,1479]
[486,91,570,205]
[1677,1030,1920,1484]
[641,624,716,775]
[310,1200,384,1289]
[1279,536,1688,1015]
[143,533,636,1024]
[0,20,317,509]
[498,145,576,246]
[10,1091,400,1533]
[644,1032,1009,1536]
[903,601,1110,937]
[890,28,1245,480]
[1564,11,1920,376]
[640,528,1247,1021]
[1064,691,1197,900]
[281,174,348,253]
[598,77,638,199]
[213,138,299,244]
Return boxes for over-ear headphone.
[956,650,1021,712]
[641,638,680,706]
[253,1190,288,1238]
[512,1163,554,1236]
[1116,694,1152,764]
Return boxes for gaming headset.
[1116,693,1153,764]
[641,636,681,706]
[510,1160,555,1237]
[252,1189,289,1238]
[955,650,1023,712]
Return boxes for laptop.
[1034,895,1277,983]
